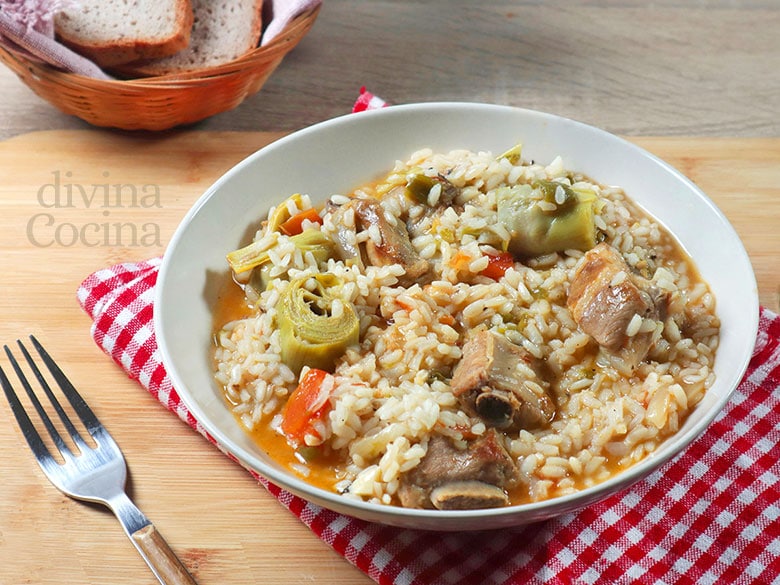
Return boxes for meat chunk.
[450,330,555,430]
[328,198,430,286]
[398,430,519,510]
[567,243,668,363]
[352,198,430,285]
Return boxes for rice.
[213,145,720,508]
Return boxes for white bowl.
[156,103,758,531]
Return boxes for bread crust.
[55,1,195,67]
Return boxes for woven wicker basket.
[0,6,320,131]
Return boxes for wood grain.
[0,1,778,141]
[0,130,777,585]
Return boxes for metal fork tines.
[1,336,196,585]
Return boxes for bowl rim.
[156,101,759,526]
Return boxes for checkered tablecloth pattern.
[77,256,780,585]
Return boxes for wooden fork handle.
[131,523,198,585]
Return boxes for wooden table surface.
[0,2,778,584]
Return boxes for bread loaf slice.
[119,0,264,77]
[54,0,194,67]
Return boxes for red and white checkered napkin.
[77,257,780,585]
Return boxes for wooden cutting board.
[0,130,777,585]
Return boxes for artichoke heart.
[497,181,597,257]
[497,143,523,165]
[268,193,304,233]
[249,230,335,294]
[226,233,278,275]
[405,173,439,203]
[228,229,333,278]
[277,274,360,374]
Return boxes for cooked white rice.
[214,146,720,506]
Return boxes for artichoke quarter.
[277,274,360,375]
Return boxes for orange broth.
[212,276,345,493]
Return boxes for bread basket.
[0,5,320,131]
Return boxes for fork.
[1,336,197,585]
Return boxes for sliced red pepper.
[279,208,323,236]
[281,368,332,447]
[480,251,515,280]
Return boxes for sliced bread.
[54,0,194,67]
[118,0,264,77]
